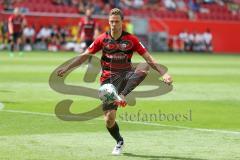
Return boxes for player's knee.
[105,118,115,128]
[135,64,149,75]
[105,114,115,128]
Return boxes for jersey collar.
[108,30,126,41]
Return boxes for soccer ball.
[98,83,120,103]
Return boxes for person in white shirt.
[203,29,213,52]
[23,25,35,46]
[37,26,52,41]
[179,30,189,51]
[164,0,176,11]
[193,33,205,52]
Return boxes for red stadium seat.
[6,0,239,22]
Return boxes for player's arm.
[78,21,84,42]
[22,17,27,29]
[8,18,14,35]
[57,34,103,77]
[57,50,91,77]
[141,51,173,84]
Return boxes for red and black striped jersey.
[87,31,147,83]
[8,15,25,33]
[79,17,97,41]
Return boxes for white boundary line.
[1,109,240,135]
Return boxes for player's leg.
[17,33,24,56]
[103,109,124,155]
[119,63,149,99]
[104,109,123,142]
[85,40,93,63]
[102,76,126,155]
[9,33,15,57]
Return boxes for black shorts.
[85,40,93,48]
[12,32,22,43]
[101,70,135,111]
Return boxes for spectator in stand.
[132,0,144,9]
[62,0,72,5]
[48,34,60,52]
[78,0,86,14]
[228,1,240,15]
[188,0,201,19]
[111,0,121,8]
[59,26,69,45]
[102,3,111,15]
[91,0,102,14]
[177,29,213,52]
[52,0,62,5]
[48,25,61,52]
[119,0,132,9]
[23,25,35,51]
[35,26,52,50]
[193,32,205,52]
[203,29,213,52]
[175,0,187,12]
[0,20,8,49]
[163,0,176,11]
[36,26,52,42]
[3,0,14,11]
[187,32,194,51]
[203,0,215,4]
[146,0,161,10]
[188,0,200,12]
[178,30,189,51]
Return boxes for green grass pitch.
[0,51,240,160]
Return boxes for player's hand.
[57,67,68,77]
[163,73,173,85]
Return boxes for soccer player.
[78,7,99,62]
[57,8,172,155]
[8,7,27,57]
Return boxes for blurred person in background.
[203,29,213,52]
[193,32,205,52]
[78,7,99,63]
[0,20,8,50]
[178,29,189,52]
[35,26,52,50]
[164,0,176,11]
[8,7,27,57]
[3,0,14,11]
[23,25,35,51]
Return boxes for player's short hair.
[109,8,124,20]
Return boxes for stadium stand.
[0,0,239,21]
[0,0,240,53]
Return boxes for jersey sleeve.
[87,34,103,54]
[132,36,147,55]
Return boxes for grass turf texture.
[0,51,240,160]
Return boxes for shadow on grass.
[1,101,18,104]
[0,90,14,93]
[123,153,207,160]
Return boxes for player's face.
[14,8,20,16]
[109,15,122,33]
[86,9,92,17]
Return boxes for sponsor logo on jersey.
[119,40,133,51]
